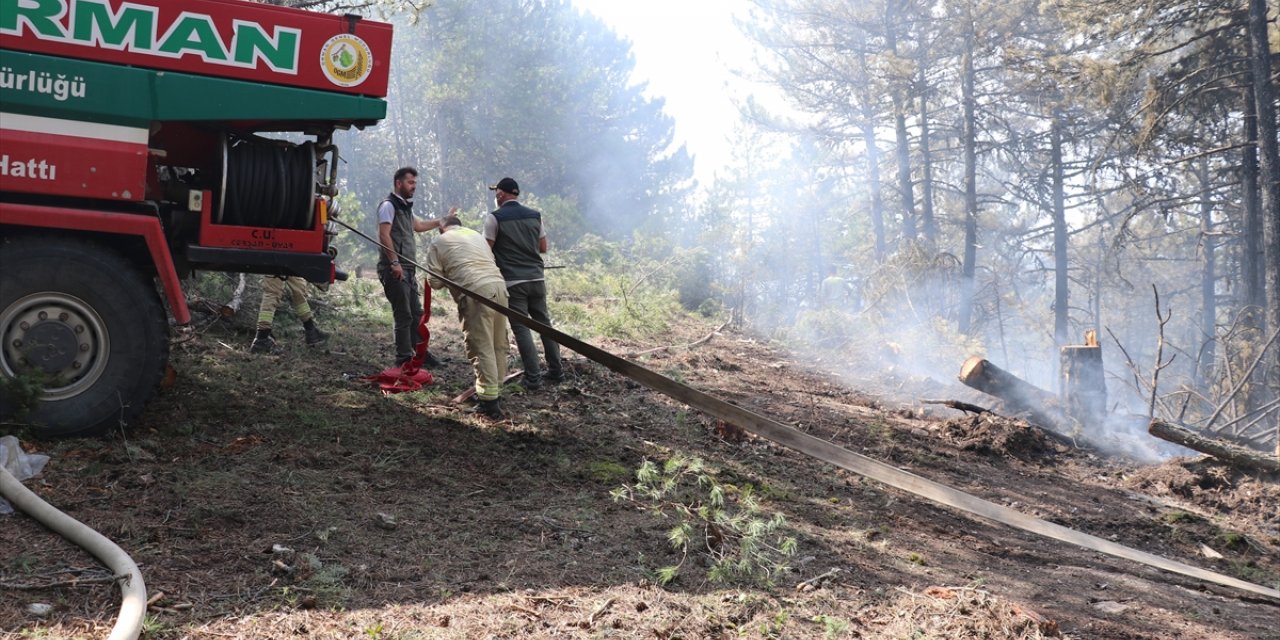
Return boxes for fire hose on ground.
[336,217,1280,602]
[0,464,146,640]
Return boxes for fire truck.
[0,0,393,436]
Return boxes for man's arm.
[412,218,442,233]
[412,206,458,233]
[482,212,498,248]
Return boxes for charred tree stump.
[958,356,1077,441]
[1148,420,1280,473]
[1060,330,1107,428]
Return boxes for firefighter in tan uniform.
[251,275,328,353]
[425,216,510,419]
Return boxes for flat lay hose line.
[0,465,147,640]
[333,217,1280,602]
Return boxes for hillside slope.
[3,295,1278,639]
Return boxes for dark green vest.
[490,201,544,283]
[379,193,416,270]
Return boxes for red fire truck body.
[0,0,393,435]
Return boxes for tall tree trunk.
[1093,227,1104,332]
[742,160,756,325]
[918,59,938,246]
[858,39,887,263]
[1240,47,1267,423]
[864,119,888,263]
[895,104,918,243]
[1241,75,1264,311]
[959,21,979,335]
[1051,114,1068,348]
[1199,157,1217,390]
[1248,0,1280,333]
[888,22,917,244]
[1246,0,1279,454]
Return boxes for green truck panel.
[0,50,387,127]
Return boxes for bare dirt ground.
[3,293,1279,639]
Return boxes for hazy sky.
[572,0,760,183]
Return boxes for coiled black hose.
[222,137,315,229]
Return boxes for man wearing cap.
[425,216,509,419]
[484,177,563,389]
[377,166,449,368]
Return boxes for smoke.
[1093,415,1195,463]
[723,213,1191,465]
[323,1,1272,462]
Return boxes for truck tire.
[0,235,169,436]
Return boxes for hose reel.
[217,135,317,230]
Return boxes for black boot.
[423,350,444,367]
[250,329,276,354]
[303,319,329,346]
[473,398,504,419]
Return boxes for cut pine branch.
[221,273,248,318]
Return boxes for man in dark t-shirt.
[484,177,563,389]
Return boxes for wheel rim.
[0,292,110,401]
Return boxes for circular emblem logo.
[320,34,373,87]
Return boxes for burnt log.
[958,356,1077,441]
[1148,419,1280,473]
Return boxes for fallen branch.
[1148,419,1280,473]
[188,298,225,316]
[583,597,616,628]
[1243,424,1280,447]
[796,568,841,591]
[922,399,991,415]
[525,594,572,606]
[1216,397,1280,438]
[627,320,730,358]
[508,604,541,619]
[0,573,127,590]
[1204,325,1280,432]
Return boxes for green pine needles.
[612,455,798,587]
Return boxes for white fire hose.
[0,464,146,640]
